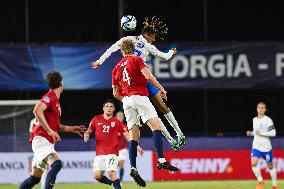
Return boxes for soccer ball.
[121,15,137,31]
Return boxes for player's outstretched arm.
[33,102,61,143]
[147,44,177,60]
[59,124,87,137]
[91,37,125,69]
[141,67,167,100]
[255,128,276,137]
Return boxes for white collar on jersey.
[138,35,148,44]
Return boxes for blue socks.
[19,175,41,189]
[129,140,138,168]
[112,179,121,189]
[45,160,62,189]
[119,168,124,181]
[98,175,112,185]
[153,130,165,158]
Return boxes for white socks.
[159,118,175,143]
[158,158,166,163]
[164,112,183,136]
[269,167,277,187]
[252,164,263,182]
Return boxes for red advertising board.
[153,150,284,180]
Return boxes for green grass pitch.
[1,180,283,189]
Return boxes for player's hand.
[84,132,90,142]
[171,48,177,54]
[48,130,61,143]
[91,60,101,69]
[70,125,87,137]
[159,88,167,101]
[246,130,252,136]
[137,145,144,156]
[255,130,260,135]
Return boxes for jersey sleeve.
[267,118,275,131]
[40,95,53,109]
[89,117,96,132]
[99,37,127,64]
[137,56,147,70]
[118,121,127,135]
[146,43,174,60]
[112,67,119,86]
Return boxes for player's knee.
[94,172,102,181]
[251,161,257,167]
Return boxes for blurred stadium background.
[0,0,284,188]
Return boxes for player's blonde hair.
[121,39,135,55]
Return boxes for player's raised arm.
[147,44,177,60]
[92,37,126,69]
[33,102,61,142]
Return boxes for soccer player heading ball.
[246,102,278,189]
[92,16,185,151]
[112,39,179,187]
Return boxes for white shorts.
[93,154,118,172]
[122,95,158,130]
[118,148,128,161]
[31,136,57,171]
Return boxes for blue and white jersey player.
[246,102,277,189]
[92,17,185,151]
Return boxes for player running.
[84,99,144,189]
[246,102,277,189]
[112,39,179,187]
[115,111,128,182]
[92,16,185,151]
[19,71,86,189]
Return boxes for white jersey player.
[246,102,277,189]
[92,17,185,151]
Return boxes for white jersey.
[98,35,174,64]
[252,115,276,152]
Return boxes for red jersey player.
[84,99,143,189]
[112,39,178,187]
[19,71,86,189]
[116,111,128,181]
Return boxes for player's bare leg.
[108,171,121,189]
[251,157,264,189]
[151,93,185,149]
[267,163,277,189]
[93,170,112,186]
[129,125,146,187]
[146,118,179,172]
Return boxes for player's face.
[103,102,115,116]
[116,112,125,122]
[144,34,156,43]
[257,103,266,116]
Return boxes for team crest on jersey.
[43,97,50,103]
[111,122,115,127]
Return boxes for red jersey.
[118,124,128,150]
[112,55,149,96]
[89,114,127,155]
[29,90,61,144]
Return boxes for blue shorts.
[146,82,159,97]
[251,149,273,163]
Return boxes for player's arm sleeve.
[260,128,276,137]
[137,57,147,70]
[147,44,174,60]
[89,118,96,132]
[98,38,124,64]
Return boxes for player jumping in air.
[84,99,144,189]
[112,39,179,187]
[92,16,185,151]
[19,71,86,189]
[115,111,128,182]
[246,102,277,189]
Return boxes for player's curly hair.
[142,16,168,40]
[121,39,135,55]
